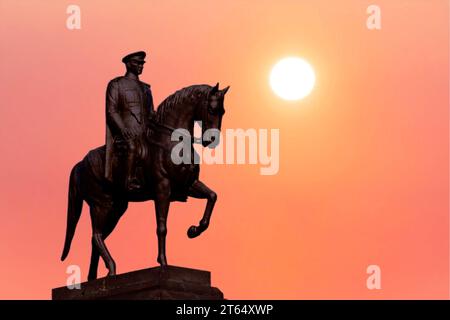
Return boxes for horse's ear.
[221,86,230,95]
[211,82,219,94]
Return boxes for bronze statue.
[105,51,156,192]
[60,51,229,280]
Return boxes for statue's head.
[200,83,230,148]
[122,51,146,76]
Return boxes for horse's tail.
[61,162,84,261]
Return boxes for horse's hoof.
[157,256,168,266]
[87,274,97,281]
[188,222,209,238]
[107,266,116,277]
[187,225,199,238]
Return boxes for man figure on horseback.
[105,51,155,191]
[62,79,229,280]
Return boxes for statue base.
[52,265,224,300]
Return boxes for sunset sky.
[0,0,448,299]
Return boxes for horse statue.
[60,83,229,281]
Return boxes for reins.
[148,119,203,144]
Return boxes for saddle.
[85,139,147,191]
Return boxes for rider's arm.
[106,80,125,133]
[147,87,156,120]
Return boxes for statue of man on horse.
[60,50,230,280]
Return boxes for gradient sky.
[0,0,448,299]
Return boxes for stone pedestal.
[52,265,224,300]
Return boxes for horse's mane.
[156,84,211,123]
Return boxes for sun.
[270,57,316,101]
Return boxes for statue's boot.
[125,152,141,192]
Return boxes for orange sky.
[0,0,448,299]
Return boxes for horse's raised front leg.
[154,179,171,266]
[187,180,217,238]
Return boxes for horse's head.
[156,83,229,148]
[197,83,229,148]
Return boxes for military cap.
[122,51,146,63]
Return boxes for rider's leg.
[125,139,140,190]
